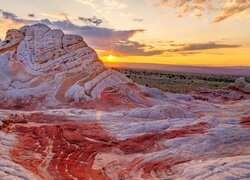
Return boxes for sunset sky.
[0,0,250,66]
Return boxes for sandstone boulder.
[229,77,250,93]
[0,24,153,109]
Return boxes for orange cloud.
[168,42,241,53]
[149,0,250,22]
[213,2,250,22]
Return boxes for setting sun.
[106,55,116,62]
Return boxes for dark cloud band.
[0,9,242,57]
[0,9,162,56]
[78,16,103,26]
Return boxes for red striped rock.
[1,109,249,180]
[229,77,250,94]
[0,24,250,180]
[0,24,154,109]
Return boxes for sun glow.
[106,55,116,62]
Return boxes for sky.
[0,0,250,66]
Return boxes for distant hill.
[105,62,250,76]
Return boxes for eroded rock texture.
[0,24,153,109]
[0,24,250,180]
[229,77,250,94]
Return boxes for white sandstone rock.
[0,24,150,107]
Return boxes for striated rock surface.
[190,88,248,103]
[0,24,154,109]
[0,24,250,180]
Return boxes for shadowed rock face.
[0,24,250,180]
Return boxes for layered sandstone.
[0,24,153,109]
[0,24,249,180]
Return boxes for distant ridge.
[105,62,250,76]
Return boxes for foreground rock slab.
[0,102,250,179]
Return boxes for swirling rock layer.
[0,24,250,180]
[0,24,153,109]
[1,102,250,180]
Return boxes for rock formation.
[229,77,250,94]
[0,24,154,109]
[0,24,249,180]
[190,88,247,103]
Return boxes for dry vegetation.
[114,68,250,93]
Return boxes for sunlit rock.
[0,24,153,109]
[0,24,249,180]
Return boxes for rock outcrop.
[190,88,247,103]
[229,77,250,94]
[0,24,154,109]
[0,24,249,180]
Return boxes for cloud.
[213,2,250,22]
[76,0,97,9]
[41,20,145,49]
[42,12,71,21]
[78,16,103,26]
[168,42,241,54]
[149,0,250,22]
[28,13,35,18]
[120,12,134,17]
[0,10,23,39]
[0,9,36,24]
[103,0,128,9]
[75,0,128,13]
[107,40,165,56]
[0,10,159,56]
[1,10,241,57]
[47,20,161,56]
[1,10,20,21]
[133,18,143,22]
